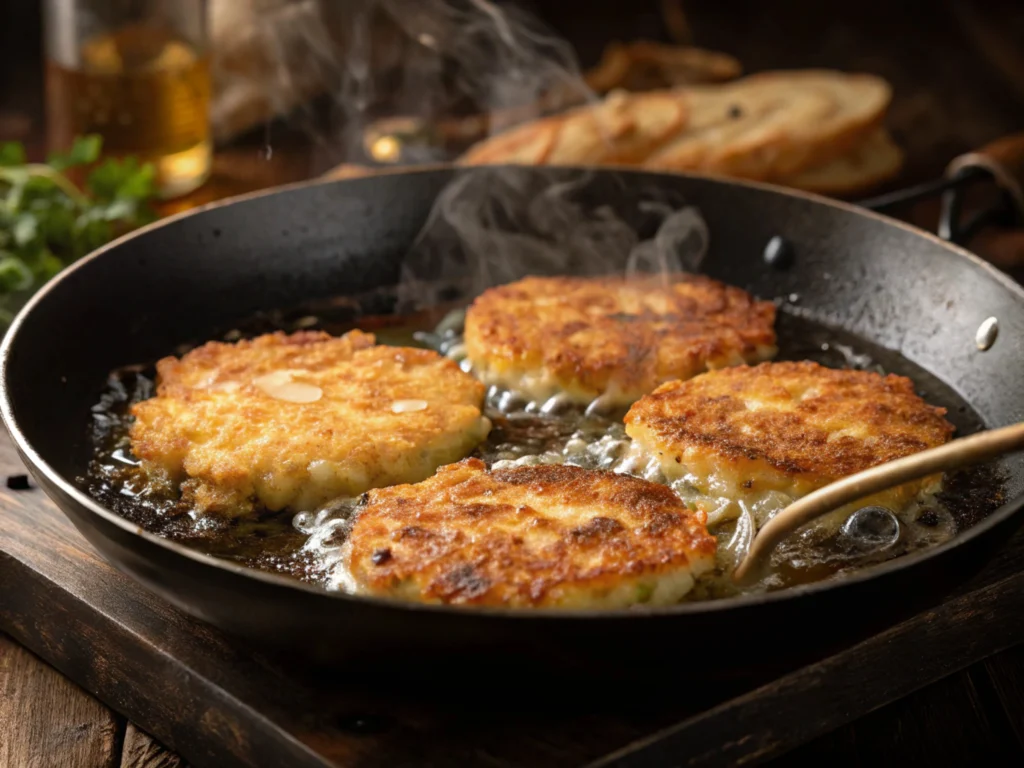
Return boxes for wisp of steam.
[218,1,711,306]
[396,166,710,313]
[221,0,597,164]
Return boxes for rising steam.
[213,0,596,163]
[396,166,709,313]
[212,1,710,306]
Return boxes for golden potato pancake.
[345,458,716,608]
[625,361,954,523]
[130,331,490,515]
[463,274,777,407]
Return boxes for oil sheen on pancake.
[625,361,955,524]
[345,458,716,608]
[463,274,777,407]
[130,330,490,516]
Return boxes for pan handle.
[939,132,1024,243]
[946,133,1024,221]
[858,133,1024,245]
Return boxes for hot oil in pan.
[81,304,1007,600]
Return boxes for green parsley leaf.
[47,134,103,171]
[0,137,157,326]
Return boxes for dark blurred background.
[4,0,1024,182]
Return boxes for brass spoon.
[732,422,1024,585]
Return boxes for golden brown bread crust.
[459,70,894,190]
[346,458,716,608]
[458,116,559,165]
[130,331,490,515]
[625,361,954,499]
[651,70,892,180]
[538,91,686,166]
[779,128,904,196]
[584,41,742,93]
[464,274,777,405]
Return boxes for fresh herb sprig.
[0,135,157,325]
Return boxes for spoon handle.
[732,421,1024,584]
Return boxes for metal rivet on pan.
[976,317,999,351]
[763,235,794,269]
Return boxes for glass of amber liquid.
[44,0,211,198]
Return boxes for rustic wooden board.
[771,667,1022,767]
[985,644,1024,752]
[1,429,1023,768]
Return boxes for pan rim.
[2,164,1023,621]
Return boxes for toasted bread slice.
[781,128,904,195]
[460,71,892,184]
[645,71,891,180]
[585,40,741,93]
[459,116,559,165]
[626,41,743,84]
[714,70,892,178]
[543,91,686,165]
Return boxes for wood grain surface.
[0,634,122,768]
[984,644,1024,752]
[777,667,1023,766]
[120,724,187,768]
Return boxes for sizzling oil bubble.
[496,390,527,413]
[840,506,901,551]
[540,393,576,416]
[585,394,621,419]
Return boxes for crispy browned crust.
[464,274,777,404]
[347,458,716,607]
[130,331,489,515]
[625,361,954,483]
[148,330,375,394]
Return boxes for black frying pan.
[3,163,1024,682]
